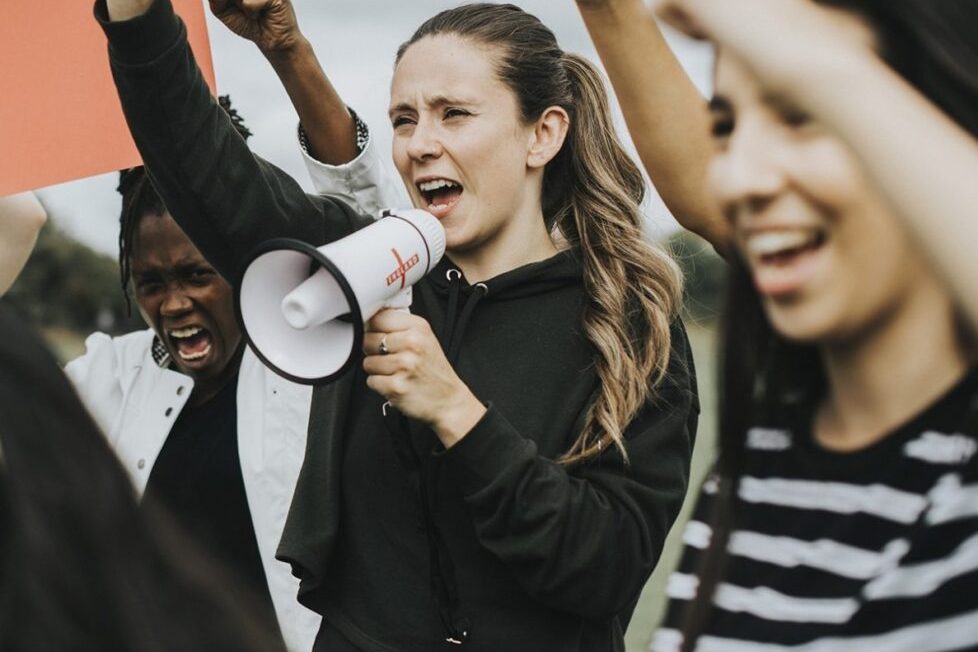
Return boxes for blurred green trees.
[5,220,143,340]
[667,230,727,322]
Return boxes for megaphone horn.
[236,208,447,384]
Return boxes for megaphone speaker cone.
[281,267,348,330]
[237,238,363,385]
[236,209,446,385]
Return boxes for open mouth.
[742,227,828,297]
[417,178,464,219]
[167,326,213,362]
[746,228,826,265]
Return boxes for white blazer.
[65,329,320,652]
[63,121,402,652]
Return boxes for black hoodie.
[96,3,699,650]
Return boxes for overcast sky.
[35,0,712,256]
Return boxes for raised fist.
[208,0,303,54]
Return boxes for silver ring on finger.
[379,335,390,355]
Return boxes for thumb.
[208,0,231,14]
[240,0,270,18]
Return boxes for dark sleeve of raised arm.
[441,322,699,620]
[93,0,373,282]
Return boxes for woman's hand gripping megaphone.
[363,309,486,449]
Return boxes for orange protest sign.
[0,1,216,196]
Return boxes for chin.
[173,355,222,380]
[444,228,479,254]
[764,300,840,345]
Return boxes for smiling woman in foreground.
[632,0,978,650]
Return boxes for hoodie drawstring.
[441,269,462,347]
[440,269,487,364]
[382,402,470,646]
[447,282,487,364]
[381,267,487,647]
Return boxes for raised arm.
[106,0,151,20]
[575,0,728,253]
[0,192,46,295]
[100,0,372,282]
[208,0,357,165]
[658,0,978,330]
[207,0,409,214]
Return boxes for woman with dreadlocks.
[64,98,321,652]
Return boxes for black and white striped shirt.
[654,370,978,652]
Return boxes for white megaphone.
[236,208,446,384]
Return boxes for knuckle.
[389,377,408,398]
[404,331,424,352]
[404,352,422,371]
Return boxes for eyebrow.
[761,91,806,117]
[131,260,210,279]
[388,95,478,117]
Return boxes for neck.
[816,291,968,452]
[187,345,243,407]
[450,182,559,282]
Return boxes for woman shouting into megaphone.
[96,1,699,650]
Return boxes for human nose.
[709,118,787,218]
[159,284,193,317]
[405,117,442,162]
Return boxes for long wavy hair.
[0,302,284,652]
[680,1,978,648]
[397,3,684,465]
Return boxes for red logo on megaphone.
[386,248,421,289]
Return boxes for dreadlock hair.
[116,95,252,313]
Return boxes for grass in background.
[626,320,718,651]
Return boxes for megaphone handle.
[384,287,413,313]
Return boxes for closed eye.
[187,269,215,286]
[711,115,734,139]
[444,107,471,120]
[391,114,416,129]
[780,107,813,129]
[134,279,163,295]
[708,96,734,144]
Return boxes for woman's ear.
[527,106,570,169]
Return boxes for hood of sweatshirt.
[427,247,583,301]
[419,248,584,364]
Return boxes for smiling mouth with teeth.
[744,228,827,265]
[168,326,213,362]
[417,179,464,215]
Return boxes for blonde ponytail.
[552,54,683,464]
